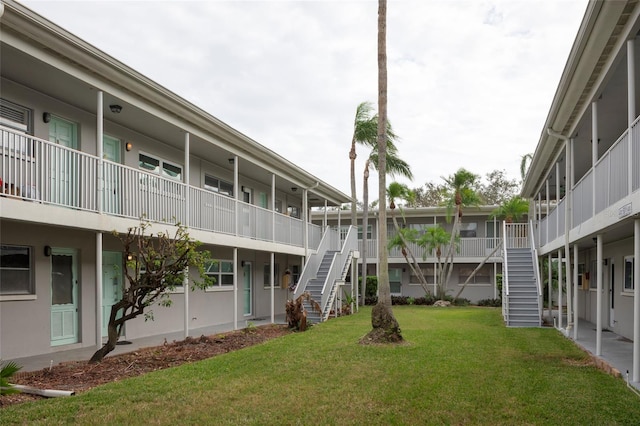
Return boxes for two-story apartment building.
[311,206,504,303]
[0,1,352,361]
[522,1,640,382]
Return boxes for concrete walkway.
[9,315,286,373]
[544,310,640,391]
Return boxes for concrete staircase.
[505,247,541,327]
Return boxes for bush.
[451,297,470,306]
[391,296,410,305]
[477,298,502,307]
[414,295,436,305]
[365,296,378,305]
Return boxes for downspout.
[184,132,190,339]
[547,128,572,332]
[96,91,104,348]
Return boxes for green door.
[102,251,123,337]
[48,116,78,206]
[243,262,252,316]
[50,248,78,346]
[102,135,122,214]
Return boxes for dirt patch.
[1,324,291,408]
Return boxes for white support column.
[303,188,309,259]
[573,244,579,340]
[545,180,550,244]
[184,133,190,226]
[183,133,190,339]
[596,233,603,356]
[565,139,573,330]
[96,232,103,347]
[323,200,328,229]
[555,163,561,240]
[183,267,189,339]
[271,174,276,242]
[97,91,104,214]
[557,249,563,330]
[633,219,640,382]
[629,39,636,195]
[270,252,275,323]
[233,248,238,330]
[548,253,552,321]
[592,101,598,217]
[537,193,542,244]
[233,156,239,236]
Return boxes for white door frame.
[50,248,79,346]
[243,262,252,316]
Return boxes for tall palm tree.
[364,0,401,343]
[362,141,412,304]
[441,168,481,295]
[520,153,533,181]
[417,225,450,298]
[349,102,378,229]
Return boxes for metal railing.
[320,226,357,319]
[539,115,640,247]
[0,126,317,249]
[529,220,543,323]
[294,226,344,299]
[361,237,501,260]
[502,221,510,322]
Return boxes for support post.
[573,244,579,340]
[633,219,640,382]
[558,248,563,330]
[596,234,603,356]
[96,232,103,347]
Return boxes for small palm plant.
[1,360,22,396]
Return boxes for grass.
[4,307,640,425]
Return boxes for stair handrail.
[293,226,340,299]
[502,220,509,323]
[529,220,543,325]
[320,225,358,317]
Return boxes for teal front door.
[102,135,122,214]
[102,251,123,337]
[48,116,78,206]
[243,262,252,316]
[50,248,79,346]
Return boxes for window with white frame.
[205,260,234,289]
[624,256,634,292]
[0,98,32,133]
[204,174,233,197]
[459,222,477,238]
[287,205,300,219]
[263,263,279,288]
[0,245,34,295]
[358,224,372,240]
[458,264,491,284]
[138,153,182,180]
[590,260,597,289]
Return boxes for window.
[263,263,280,287]
[138,153,182,181]
[287,206,300,219]
[204,174,233,197]
[408,223,435,236]
[0,245,33,295]
[358,224,372,240]
[459,222,477,238]
[485,221,500,248]
[459,264,491,284]
[624,256,634,292]
[205,260,234,289]
[410,266,435,284]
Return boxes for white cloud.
[22,0,588,201]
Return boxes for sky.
[22,0,588,202]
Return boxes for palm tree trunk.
[364,0,401,343]
[361,161,370,306]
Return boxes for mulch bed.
[1,324,291,407]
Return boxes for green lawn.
[4,307,640,425]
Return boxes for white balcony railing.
[358,237,501,261]
[538,115,640,247]
[0,126,318,249]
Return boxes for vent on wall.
[0,98,32,133]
